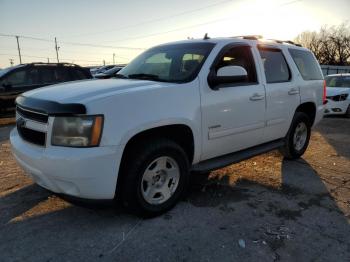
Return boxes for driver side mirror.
[208,66,248,89]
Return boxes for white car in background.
[325,74,350,117]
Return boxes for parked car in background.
[89,66,102,75]
[90,65,115,76]
[0,63,92,116]
[94,66,124,79]
[324,73,350,117]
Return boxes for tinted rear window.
[288,49,323,80]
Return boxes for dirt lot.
[0,117,349,262]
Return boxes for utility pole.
[103,60,105,66]
[113,53,115,65]
[15,36,22,64]
[55,37,60,63]
[47,58,50,63]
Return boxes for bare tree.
[294,22,350,65]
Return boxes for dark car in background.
[94,66,124,79]
[0,63,92,117]
[90,65,115,76]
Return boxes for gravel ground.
[0,117,349,262]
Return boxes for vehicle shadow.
[316,116,350,159]
[0,157,349,261]
[186,157,350,261]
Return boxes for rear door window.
[288,49,323,80]
[258,47,291,83]
[38,67,56,85]
[53,67,71,82]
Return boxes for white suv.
[10,36,325,216]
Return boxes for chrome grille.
[16,106,48,146]
[16,106,49,123]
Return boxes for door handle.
[288,88,300,95]
[249,93,265,101]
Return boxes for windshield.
[325,75,350,88]
[118,42,215,83]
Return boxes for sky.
[0,0,349,68]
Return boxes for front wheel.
[120,138,189,217]
[279,112,311,159]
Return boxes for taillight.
[323,80,327,105]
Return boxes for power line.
[64,0,234,38]
[0,53,118,63]
[59,40,145,50]
[0,33,146,50]
[100,0,302,43]
[0,45,133,59]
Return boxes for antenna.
[203,33,210,40]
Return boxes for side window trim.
[257,45,292,84]
[209,43,259,88]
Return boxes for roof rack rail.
[266,39,302,47]
[232,35,263,40]
[27,62,81,67]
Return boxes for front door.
[200,44,266,160]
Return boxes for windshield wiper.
[115,73,128,79]
[128,73,161,81]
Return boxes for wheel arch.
[295,102,317,126]
[115,123,197,199]
[121,123,196,162]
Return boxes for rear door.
[257,46,300,142]
[200,43,266,160]
[38,66,56,86]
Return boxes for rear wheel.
[120,138,189,217]
[279,112,311,159]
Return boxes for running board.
[191,139,285,173]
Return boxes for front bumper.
[10,129,122,199]
[324,100,349,115]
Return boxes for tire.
[345,104,350,118]
[279,112,311,159]
[120,138,190,217]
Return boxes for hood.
[23,79,167,103]
[326,87,350,97]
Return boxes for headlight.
[51,115,103,147]
[329,94,348,101]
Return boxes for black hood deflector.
[16,96,86,115]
